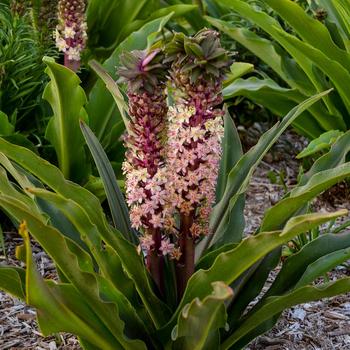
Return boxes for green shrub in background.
[205,0,350,139]
[0,3,47,129]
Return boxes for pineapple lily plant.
[1,30,350,350]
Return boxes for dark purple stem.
[176,214,195,300]
[147,228,164,296]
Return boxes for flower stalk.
[119,49,169,294]
[165,29,230,297]
[119,30,229,299]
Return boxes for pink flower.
[149,214,163,228]
[140,235,154,251]
[160,238,175,256]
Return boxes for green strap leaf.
[172,282,233,350]
[43,56,89,183]
[296,130,344,159]
[0,138,170,327]
[299,130,350,185]
[206,16,314,94]
[222,76,332,137]
[80,121,137,243]
[0,195,147,349]
[19,225,126,350]
[222,278,350,349]
[210,90,331,239]
[261,162,350,231]
[0,266,25,300]
[159,211,346,339]
[295,247,350,289]
[265,231,350,297]
[29,187,168,330]
[211,0,349,124]
[263,0,350,71]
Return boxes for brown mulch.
[1,126,350,349]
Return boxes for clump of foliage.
[1,26,350,350]
[0,3,47,126]
[207,0,350,140]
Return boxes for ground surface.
[1,126,350,349]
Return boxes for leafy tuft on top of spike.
[118,49,167,93]
[165,29,231,83]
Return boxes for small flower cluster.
[166,103,224,237]
[55,0,87,62]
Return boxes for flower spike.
[55,0,87,71]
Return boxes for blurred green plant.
[86,0,199,60]
[1,89,350,349]
[206,0,350,139]
[0,3,46,126]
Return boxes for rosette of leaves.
[1,86,350,349]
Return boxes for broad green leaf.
[0,138,170,327]
[265,231,350,297]
[28,189,169,329]
[264,0,350,71]
[80,121,137,243]
[222,77,332,137]
[19,224,127,350]
[269,25,350,117]
[318,0,350,44]
[0,111,14,135]
[159,211,346,339]
[43,57,89,183]
[223,62,254,86]
[0,266,25,300]
[216,107,243,201]
[205,16,314,94]
[88,60,130,132]
[87,0,150,52]
[210,2,348,125]
[299,130,350,185]
[28,186,152,335]
[261,162,350,231]
[196,243,238,271]
[0,138,113,245]
[0,157,88,251]
[295,248,350,289]
[0,196,147,349]
[172,282,233,350]
[210,91,331,241]
[226,248,281,330]
[120,5,197,43]
[296,130,344,159]
[222,278,350,349]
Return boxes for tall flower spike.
[55,0,87,71]
[118,49,169,292]
[165,29,231,296]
